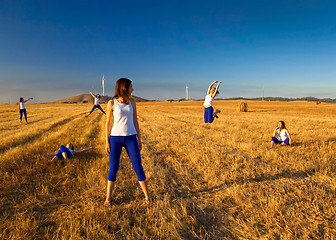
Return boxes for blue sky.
[1,0,336,103]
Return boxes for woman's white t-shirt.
[19,102,26,109]
[278,129,288,141]
[203,94,213,107]
[111,99,137,136]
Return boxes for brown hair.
[278,121,286,129]
[67,143,74,150]
[112,78,132,104]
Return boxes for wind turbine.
[102,75,105,96]
[186,84,189,100]
[262,85,264,101]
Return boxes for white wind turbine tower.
[186,85,189,100]
[102,75,105,96]
[262,85,264,101]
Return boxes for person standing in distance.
[104,78,151,206]
[86,90,105,117]
[17,97,33,123]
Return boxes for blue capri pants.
[19,109,27,121]
[271,137,290,145]
[56,145,73,159]
[204,106,214,123]
[89,104,105,114]
[108,135,146,182]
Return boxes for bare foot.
[145,197,152,205]
[104,199,112,207]
[50,156,58,163]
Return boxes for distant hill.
[54,94,149,103]
[218,97,336,103]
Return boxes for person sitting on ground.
[203,81,221,123]
[43,143,96,165]
[86,90,106,117]
[271,121,293,147]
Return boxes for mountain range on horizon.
[53,94,149,103]
[51,94,336,104]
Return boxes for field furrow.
[0,101,336,239]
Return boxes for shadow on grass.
[0,113,83,154]
[291,137,336,147]
[326,137,336,142]
[192,168,316,196]
[248,110,277,112]
[142,139,235,239]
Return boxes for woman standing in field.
[104,78,150,206]
[203,81,221,123]
[17,97,33,123]
[271,121,293,147]
[43,143,96,165]
[86,90,105,117]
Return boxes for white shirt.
[68,149,74,156]
[203,94,213,107]
[94,97,100,105]
[278,129,288,141]
[19,102,26,109]
[111,99,137,136]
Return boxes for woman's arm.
[74,147,96,154]
[89,90,95,98]
[24,98,33,103]
[207,81,217,94]
[131,98,142,151]
[272,127,279,137]
[105,100,114,154]
[42,151,58,157]
[212,82,221,98]
[285,129,292,145]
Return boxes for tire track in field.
[141,108,321,233]
[139,112,231,239]
[140,109,313,197]
[140,107,336,239]
[138,109,316,238]
[140,116,210,195]
[0,109,17,114]
[0,107,86,135]
[0,113,103,221]
[0,112,85,155]
[1,108,104,238]
[0,111,89,165]
[139,109,220,196]
[39,113,104,208]
[0,115,55,132]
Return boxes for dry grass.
[1,100,336,239]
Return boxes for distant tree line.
[218,97,336,103]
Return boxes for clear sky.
[1,0,336,103]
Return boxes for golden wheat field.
[1,100,336,239]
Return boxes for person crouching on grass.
[203,81,221,123]
[43,143,96,165]
[271,121,293,147]
[104,78,151,206]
